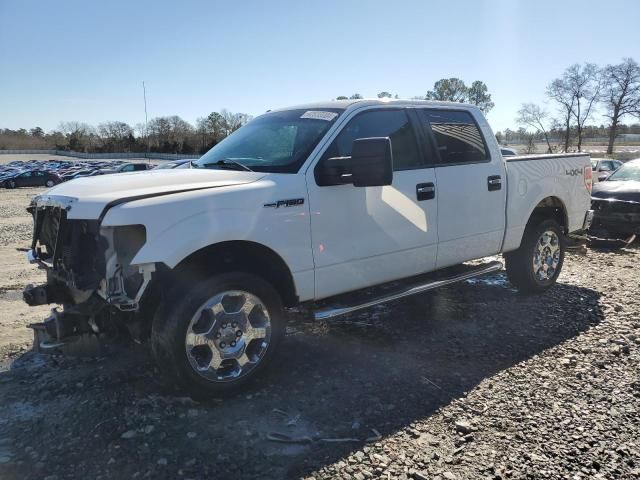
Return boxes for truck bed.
[502,153,592,252]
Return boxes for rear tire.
[504,219,565,293]
[151,272,285,399]
[45,179,55,187]
[7,181,16,189]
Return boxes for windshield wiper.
[199,159,253,172]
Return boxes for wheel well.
[528,196,568,232]
[171,241,298,307]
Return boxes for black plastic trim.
[506,153,591,162]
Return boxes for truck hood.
[33,168,266,219]
[592,180,640,203]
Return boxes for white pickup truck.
[24,99,593,396]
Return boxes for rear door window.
[421,109,489,165]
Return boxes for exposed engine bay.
[23,200,157,349]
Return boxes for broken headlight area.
[101,224,148,301]
[28,205,108,300]
[25,213,156,347]
[26,202,150,307]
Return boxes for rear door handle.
[488,175,502,191]
[416,182,435,201]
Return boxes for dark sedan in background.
[1,170,61,189]
[590,159,640,238]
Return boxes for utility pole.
[142,81,150,161]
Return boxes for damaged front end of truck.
[23,195,158,351]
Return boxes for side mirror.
[598,174,608,182]
[316,137,393,187]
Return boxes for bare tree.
[548,64,603,152]
[547,77,576,152]
[516,103,553,153]
[196,111,229,151]
[602,58,640,154]
[220,109,251,137]
[146,116,194,152]
[524,133,537,154]
[567,63,603,151]
[59,121,95,151]
[98,121,134,152]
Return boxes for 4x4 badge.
[263,198,305,208]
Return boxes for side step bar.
[313,260,503,321]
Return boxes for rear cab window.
[420,109,489,165]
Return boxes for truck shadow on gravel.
[0,271,602,480]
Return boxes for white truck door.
[417,108,507,269]
[306,108,438,300]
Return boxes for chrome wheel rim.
[185,290,271,382]
[533,230,561,282]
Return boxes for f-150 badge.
[263,198,305,208]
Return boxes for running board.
[313,261,503,321]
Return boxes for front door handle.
[416,182,435,201]
[488,175,502,191]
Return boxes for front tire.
[45,179,55,187]
[151,272,285,398]
[504,219,565,293]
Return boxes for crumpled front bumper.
[590,199,640,236]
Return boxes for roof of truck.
[269,98,480,113]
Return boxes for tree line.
[4,62,638,155]
[514,58,640,153]
[336,78,495,113]
[0,109,252,154]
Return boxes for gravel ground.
[0,186,638,480]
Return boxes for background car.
[1,170,61,188]
[500,147,518,156]
[154,159,191,169]
[0,159,156,186]
[99,162,154,175]
[590,158,640,238]
[591,158,623,182]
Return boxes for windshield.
[606,161,640,181]
[195,108,343,173]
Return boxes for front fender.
[100,175,313,275]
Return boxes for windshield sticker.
[300,111,338,121]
